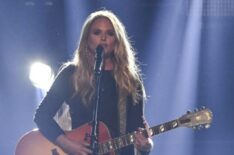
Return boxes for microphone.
[94,44,104,74]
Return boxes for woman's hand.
[134,123,154,152]
[55,134,92,155]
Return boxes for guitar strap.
[118,94,127,135]
[118,95,137,135]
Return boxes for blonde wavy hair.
[70,10,146,106]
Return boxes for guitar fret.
[159,125,165,132]
[117,139,121,148]
[103,143,108,153]
[120,136,126,146]
[123,136,128,146]
[102,141,113,154]
[129,133,135,144]
[104,142,109,153]
[108,141,113,150]
[118,138,123,148]
[113,139,119,149]
[112,139,118,149]
[101,142,108,154]
[125,135,130,144]
[99,144,103,154]
[99,142,106,154]
[151,120,179,136]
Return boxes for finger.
[134,130,146,147]
[136,133,149,144]
[82,142,90,147]
[79,152,90,155]
[134,135,148,150]
[79,148,92,155]
[143,122,152,138]
[136,127,148,140]
[79,142,92,154]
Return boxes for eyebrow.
[91,27,114,31]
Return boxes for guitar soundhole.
[51,148,60,155]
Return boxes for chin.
[104,52,114,58]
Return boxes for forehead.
[90,17,114,30]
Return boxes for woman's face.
[87,17,116,56]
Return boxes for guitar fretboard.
[98,119,180,154]
[151,119,180,136]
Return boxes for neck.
[103,58,113,70]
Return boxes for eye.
[107,30,115,36]
[93,30,101,35]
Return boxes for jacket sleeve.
[127,84,147,132]
[34,64,75,142]
[127,85,151,155]
[128,101,151,155]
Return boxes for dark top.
[34,64,149,155]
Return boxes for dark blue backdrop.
[1,0,234,155]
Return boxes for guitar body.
[15,121,115,155]
[15,108,213,155]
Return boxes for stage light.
[29,62,54,91]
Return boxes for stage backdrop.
[0,0,234,155]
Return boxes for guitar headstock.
[178,107,213,129]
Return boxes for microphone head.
[94,45,104,73]
[96,44,104,54]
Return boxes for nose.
[101,34,106,41]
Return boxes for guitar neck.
[98,119,180,154]
[151,119,180,136]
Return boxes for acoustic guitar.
[15,107,212,155]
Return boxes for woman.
[34,10,153,155]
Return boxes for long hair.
[71,10,146,106]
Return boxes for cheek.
[108,39,116,50]
[87,36,99,51]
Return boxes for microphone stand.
[91,46,103,155]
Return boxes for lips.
[98,44,108,52]
[99,43,107,48]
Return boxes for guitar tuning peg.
[187,110,191,114]
[194,108,199,112]
[196,125,202,130]
[198,106,206,110]
[205,124,210,129]
[199,124,203,129]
